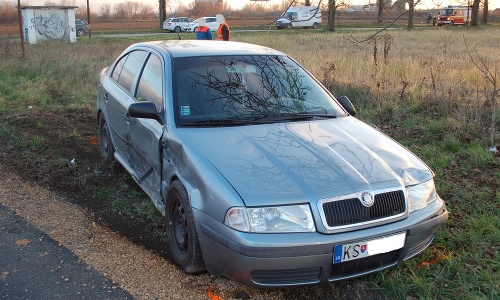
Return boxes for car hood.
[179,117,433,206]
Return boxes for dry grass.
[239,28,500,95]
[239,28,499,132]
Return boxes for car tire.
[77,29,85,37]
[287,23,293,29]
[98,113,114,163]
[166,180,205,274]
[193,27,198,33]
[312,22,318,29]
[174,26,181,33]
[449,20,454,26]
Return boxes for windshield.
[283,12,297,20]
[173,55,344,125]
[439,9,453,15]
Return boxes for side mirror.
[336,95,356,117]
[128,102,164,125]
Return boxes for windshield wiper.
[251,113,337,123]
[181,113,336,126]
[180,118,251,127]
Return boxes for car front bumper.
[275,23,289,29]
[195,198,448,287]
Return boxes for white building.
[21,6,78,44]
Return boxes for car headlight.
[224,204,316,233]
[407,179,437,212]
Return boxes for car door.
[178,17,188,28]
[128,51,164,202]
[106,50,148,165]
[207,17,219,31]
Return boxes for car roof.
[128,40,285,58]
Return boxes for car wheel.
[98,113,114,163]
[174,26,181,33]
[449,20,454,26]
[77,29,85,37]
[166,180,205,273]
[193,27,198,33]
[312,22,318,29]
[287,23,293,29]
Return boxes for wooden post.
[87,0,91,37]
[17,0,26,59]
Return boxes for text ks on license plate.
[333,232,406,264]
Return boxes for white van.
[275,6,322,29]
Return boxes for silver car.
[97,40,448,287]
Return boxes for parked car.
[275,6,321,29]
[75,19,90,37]
[97,40,448,287]
[162,17,194,33]
[184,17,219,32]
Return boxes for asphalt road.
[0,204,133,300]
[97,27,404,38]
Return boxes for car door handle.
[124,113,130,122]
[103,92,109,100]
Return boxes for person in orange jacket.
[216,14,230,41]
[195,18,213,40]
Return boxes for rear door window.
[112,50,147,93]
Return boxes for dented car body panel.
[97,40,448,287]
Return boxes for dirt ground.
[0,107,171,254]
[0,106,383,299]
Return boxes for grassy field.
[0,26,499,299]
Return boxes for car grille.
[251,267,321,285]
[330,249,402,280]
[322,190,406,230]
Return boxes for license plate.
[333,232,406,264]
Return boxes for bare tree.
[377,0,384,23]
[407,0,419,29]
[482,0,489,24]
[0,1,18,24]
[305,0,311,5]
[99,3,111,20]
[471,0,480,26]
[464,35,499,148]
[114,3,129,20]
[327,0,343,31]
[139,4,155,20]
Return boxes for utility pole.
[17,0,26,59]
[159,0,166,29]
[87,0,91,37]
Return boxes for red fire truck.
[437,6,471,26]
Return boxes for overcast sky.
[19,0,500,11]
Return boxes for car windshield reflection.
[174,55,342,126]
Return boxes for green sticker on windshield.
[180,106,191,116]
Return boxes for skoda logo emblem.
[360,191,374,207]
